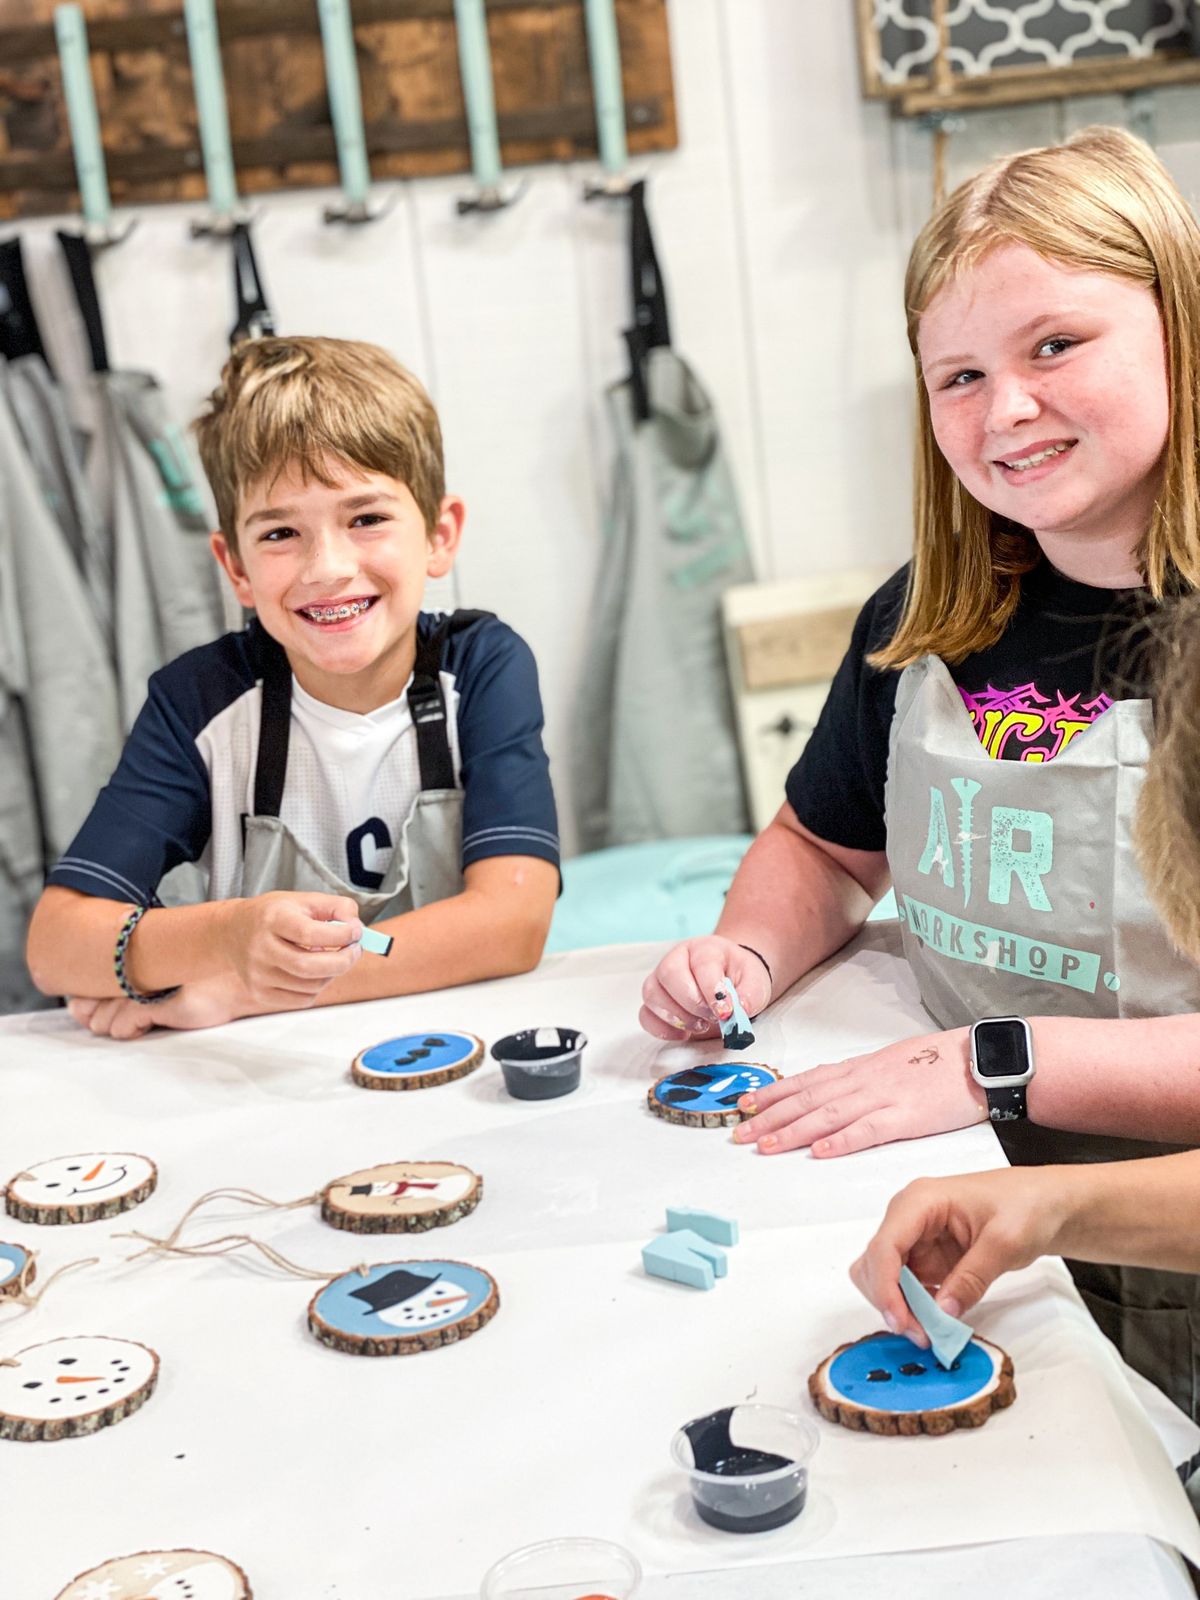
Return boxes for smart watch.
[969,1016,1035,1123]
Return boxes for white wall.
[19,2,1200,853]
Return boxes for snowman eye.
[44,1182,60,1189]
[67,1166,80,1172]
[22,1381,41,1389]
[58,1358,77,1366]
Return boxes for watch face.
[974,1018,1031,1079]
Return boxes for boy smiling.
[27,338,559,1037]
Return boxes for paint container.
[671,1404,818,1534]
[490,1027,587,1101]
[479,1536,641,1599]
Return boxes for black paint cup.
[490,1027,588,1101]
[671,1405,818,1534]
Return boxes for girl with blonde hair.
[641,127,1200,1416]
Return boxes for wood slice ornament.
[55,1549,251,1599]
[308,1259,499,1354]
[5,1153,157,1224]
[809,1331,1016,1436]
[0,1242,33,1298]
[351,1031,484,1091]
[648,1063,779,1128]
[0,1335,159,1441]
[321,1161,482,1233]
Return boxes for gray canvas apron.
[241,617,472,915]
[572,180,753,851]
[886,654,1200,1419]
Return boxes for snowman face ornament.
[320,1160,482,1233]
[308,1258,499,1354]
[0,1335,159,1441]
[54,1549,250,1600]
[6,1153,157,1224]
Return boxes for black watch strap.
[984,1083,1027,1123]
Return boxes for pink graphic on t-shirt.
[958,682,1113,762]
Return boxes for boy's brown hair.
[193,336,445,554]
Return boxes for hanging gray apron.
[241,616,473,914]
[572,180,753,851]
[2,353,113,646]
[885,654,1200,1419]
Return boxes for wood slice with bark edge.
[809,1333,1016,1436]
[0,1244,33,1298]
[351,1032,484,1091]
[4,1154,158,1225]
[320,1161,483,1234]
[0,1336,159,1443]
[307,1260,500,1355]
[54,1549,252,1600]
[646,1063,779,1128]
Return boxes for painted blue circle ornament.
[648,1062,779,1127]
[0,1241,32,1298]
[308,1259,500,1354]
[810,1331,1016,1435]
[351,1031,484,1092]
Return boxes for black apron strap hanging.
[230,222,276,347]
[0,238,48,365]
[408,610,493,792]
[56,230,110,374]
[252,635,293,820]
[624,178,671,424]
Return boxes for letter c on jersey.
[347,817,393,890]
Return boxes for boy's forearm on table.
[1028,1013,1200,1145]
[28,888,239,998]
[309,886,551,1007]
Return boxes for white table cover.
[2,925,1197,1599]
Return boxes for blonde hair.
[873,126,1200,672]
[1136,595,1200,963]
[194,336,444,553]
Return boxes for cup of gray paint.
[491,1027,587,1100]
[671,1404,818,1533]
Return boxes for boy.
[26,337,560,1039]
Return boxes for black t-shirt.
[786,558,1152,852]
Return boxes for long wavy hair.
[871,126,1200,671]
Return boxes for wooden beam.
[0,96,667,195]
[897,50,1200,116]
[0,0,570,65]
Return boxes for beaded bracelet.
[114,906,181,1006]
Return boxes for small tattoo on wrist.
[907,1047,939,1066]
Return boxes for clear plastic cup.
[479,1537,641,1600]
[671,1404,819,1534]
[490,1027,588,1101]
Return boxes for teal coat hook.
[54,4,135,247]
[453,0,523,215]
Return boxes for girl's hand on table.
[732,1027,986,1156]
[639,935,772,1041]
[850,1169,1068,1341]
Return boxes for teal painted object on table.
[643,1229,729,1291]
[547,835,898,953]
[666,1207,739,1248]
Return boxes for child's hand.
[850,1169,1065,1339]
[67,977,248,1038]
[732,1027,986,1156]
[226,891,364,1005]
[639,936,772,1041]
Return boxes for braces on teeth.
[308,600,372,621]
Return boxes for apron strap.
[252,635,293,820]
[409,610,493,792]
[56,231,110,374]
[0,237,48,365]
[251,610,496,821]
[624,178,671,425]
